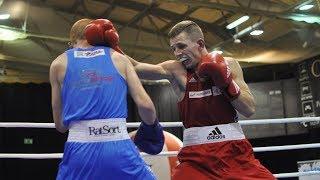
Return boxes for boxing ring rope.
[274,171,320,178]
[0,116,319,128]
[1,144,320,178]
[1,143,320,159]
[1,116,320,178]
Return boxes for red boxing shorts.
[172,123,275,180]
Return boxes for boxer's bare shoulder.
[158,60,187,99]
[224,56,236,65]
[224,56,242,79]
[50,53,67,84]
[158,60,186,75]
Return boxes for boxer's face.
[170,32,202,70]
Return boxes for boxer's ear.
[197,39,205,49]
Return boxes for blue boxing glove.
[134,120,164,155]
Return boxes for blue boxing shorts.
[56,118,156,180]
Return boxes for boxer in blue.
[49,18,164,180]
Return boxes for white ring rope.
[0,153,62,159]
[0,117,319,128]
[274,171,320,178]
[253,143,320,152]
[1,142,319,159]
[0,153,319,178]
[1,117,320,178]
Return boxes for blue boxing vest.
[61,46,127,126]
[57,46,156,180]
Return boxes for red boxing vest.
[178,71,238,128]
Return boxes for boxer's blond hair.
[69,18,92,46]
[168,20,204,41]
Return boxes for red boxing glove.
[198,53,240,101]
[85,19,124,54]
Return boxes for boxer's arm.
[126,61,157,124]
[126,55,173,80]
[113,52,157,124]
[49,55,68,133]
[228,58,256,117]
[124,59,165,154]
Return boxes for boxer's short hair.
[168,20,204,41]
[69,18,92,46]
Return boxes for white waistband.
[183,123,245,147]
[67,118,130,143]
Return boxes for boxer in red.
[127,20,275,179]
[87,18,274,179]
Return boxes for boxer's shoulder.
[224,57,242,68]
[110,50,131,67]
[109,50,132,78]
[55,52,67,62]
[110,49,125,59]
[223,56,235,64]
[159,60,185,73]
[51,53,67,69]
[222,57,242,76]
[50,53,67,84]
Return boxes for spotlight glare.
[0,28,27,41]
[250,30,264,36]
[0,14,10,20]
[226,15,250,30]
[299,5,314,11]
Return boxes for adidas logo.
[207,127,225,140]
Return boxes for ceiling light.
[234,38,241,43]
[250,30,264,36]
[302,41,308,48]
[299,4,314,11]
[288,14,320,24]
[226,15,250,30]
[0,14,10,20]
[0,28,27,41]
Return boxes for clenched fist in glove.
[84,19,124,54]
[134,120,164,155]
[198,53,240,101]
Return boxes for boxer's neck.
[73,40,92,49]
[201,48,209,57]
